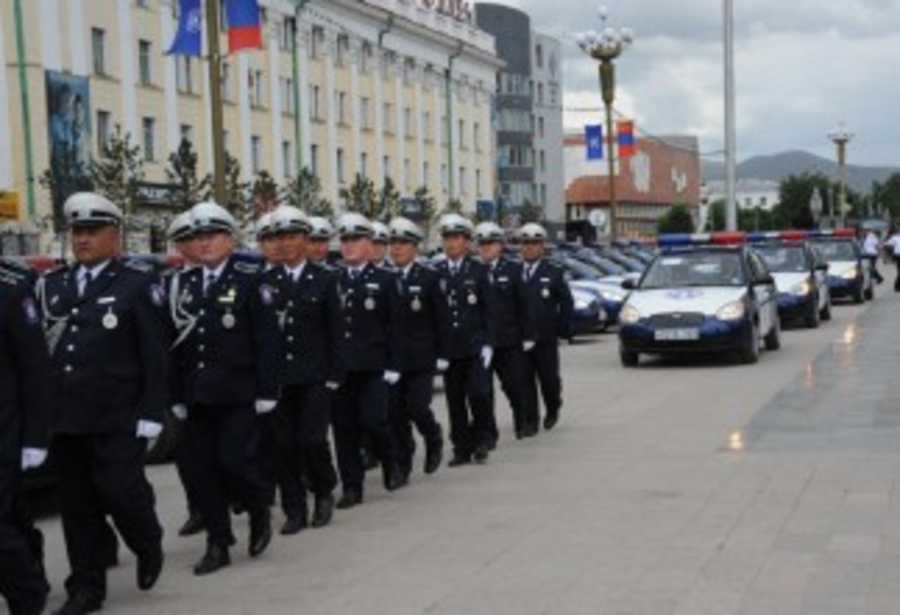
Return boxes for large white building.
[530,31,564,223]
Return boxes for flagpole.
[206,0,227,204]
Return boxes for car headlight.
[574,298,591,310]
[790,280,813,296]
[599,289,626,303]
[841,267,861,280]
[620,304,641,324]
[716,300,746,321]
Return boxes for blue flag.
[585,125,604,160]
[167,0,202,56]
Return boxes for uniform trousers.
[388,370,442,474]
[257,413,278,507]
[492,345,533,435]
[332,372,396,493]
[443,357,494,457]
[525,340,562,426]
[274,383,338,516]
[0,465,49,615]
[185,404,269,548]
[173,420,201,516]
[52,433,162,600]
[865,255,884,283]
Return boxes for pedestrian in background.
[861,229,884,285]
[885,228,900,292]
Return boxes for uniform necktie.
[79,271,93,297]
[204,273,216,295]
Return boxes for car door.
[809,247,828,310]
[748,251,776,335]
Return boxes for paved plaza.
[33,290,900,615]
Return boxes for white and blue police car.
[618,232,781,366]
[806,229,873,304]
[748,231,832,328]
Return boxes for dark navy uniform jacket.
[483,258,537,350]
[434,256,493,360]
[390,261,446,373]
[0,265,51,461]
[522,259,575,342]
[172,256,282,406]
[40,259,170,434]
[266,262,344,386]
[334,263,401,373]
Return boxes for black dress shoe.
[424,440,443,474]
[136,544,164,590]
[522,425,538,438]
[448,454,471,467]
[473,445,489,464]
[280,514,308,536]
[543,412,559,431]
[336,490,363,509]
[384,465,406,491]
[311,495,334,528]
[193,544,230,576]
[361,447,379,471]
[52,592,102,615]
[178,512,205,537]
[248,510,272,557]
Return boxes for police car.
[618,233,781,366]
[748,232,832,328]
[807,229,873,303]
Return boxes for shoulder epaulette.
[44,263,70,277]
[124,258,155,274]
[234,261,261,274]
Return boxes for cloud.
[499,0,900,165]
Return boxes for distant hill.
[702,150,898,193]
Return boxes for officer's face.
[71,224,121,265]
[175,238,199,264]
[276,232,308,266]
[442,234,469,260]
[478,241,502,263]
[193,231,234,267]
[308,239,329,263]
[341,236,370,266]
[369,242,387,263]
[389,240,417,267]
[521,240,545,262]
[259,237,283,265]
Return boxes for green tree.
[206,152,252,233]
[376,177,402,221]
[165,138,210,212]
[251,170,281,212]
[340,174,377,217]
[657,203,695,233]
[413,185,437,235]
[89,126,145,246]
[704,199,726,231]
[38,142,93,233]
[442,198,464,215]
[775,173,844,229]
[284,167,333,217]
[519,199,544,224]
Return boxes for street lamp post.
[577,6,634,240]
[828,123,853,228]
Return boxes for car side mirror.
[756,274,775,286]
[621,279,636,290]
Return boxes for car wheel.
[764,316,782,351]
[620,348,640,367]
[820,295,832,321]
[804,301,820,329]
[740,321,760,364]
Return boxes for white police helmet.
[388,217,424,244]
[271,206,311,235]
[190,201,236,234]
[255,211,276,240]
[518,223,548,242]
[308,216,334,241]
[167,211,195,242]
[438,213,474,238]
[371,221,390,244]
[335,212,373,239]
[64,192,123,228]
[474,222,505,244]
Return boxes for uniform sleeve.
[514,265,538,342]
[556,271,575,341]
[430,272,449,359]
[134,276,170,424]
[477,266,494,348]
[324,274,345,384]
[10,285,53,449]
[385,273,402,372]
[252,275,283,400]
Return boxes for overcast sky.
[500,0,900,166]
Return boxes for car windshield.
[563,258,603,279]
[641,251,747,289]
[754,245,810,273]
[810,240,858,262]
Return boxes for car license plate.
[655,328,700,341]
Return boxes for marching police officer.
[39,193,166,615]
[256,211,282,270]
[332,213,403,509]
[267,206,341,534]
[307,217,335,267]
[0,264,51,615]
[434,214,495,465]
[475,222,538,439]
[370,221,392,268]
[518,223,573,432]
[386,217,445,483]
[170,201,281,575]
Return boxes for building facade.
[474,3,564,224]
[0,0,502,253]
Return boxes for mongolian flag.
[166,0,202,56]
[585,124,603,160]
[225,0,263,53]
[617,120,635,157]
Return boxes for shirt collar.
[447,256,465,269]
[401,263,414,278]
[285,261,306,280]
[203,260,228,280]
[79,260,110,280]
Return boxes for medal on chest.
[364,296,376,311]
[411,295,422,312]
[467,293,477,305]
[222,310,236,329]
[541,288,551,299]
[102,309,118,330]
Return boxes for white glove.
[383,370,401,385]
[255,399,278,415]
[325,381,340,391]
[523,340,536,352]
[171,404,188,421]
[21,448,48,471]
[136,420,163,439]
[481,346,493,370]
[436,358,449,372]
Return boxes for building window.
[549,85,558,105]
[136,0,149,7]
[222,130,229,149]
[441,115,448,144]
[336,91,347,124]
[441,164,448,192]
[138,40,152,85]
[310,144,319,176]
[473,122,480,150]
[309,85,320,120]
[458,119,465,148]
[360,152,368,179]
[249,69,264,107]
[91,28,106,75]
[476,169,482,196]
[280,17,295,52]
[383,156,391,181]
[142,117,155,162]
[180,124,193,143]
[540,183,547,205]
[404,107,412,136]
[404,158,411,189]
[540,150,546,172]
[176,56,194,93]
[279,77,295,114]
[336,34,349,66]
[538,117,544,138]
[423,161,429,184]
[761,196,768,207]
[459,167,467,194]
[221,62,231,100]
[251,136,262,173]
[97,110,110,153]
[535,44,543,68]
[537,83,544,105]
[361,42,373,72]
[282,140,292,178]
[422,111,431,140]
[311,26,324,58]
[383,103,393,133]
[337,148,345,183]
[360,97,370,129]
